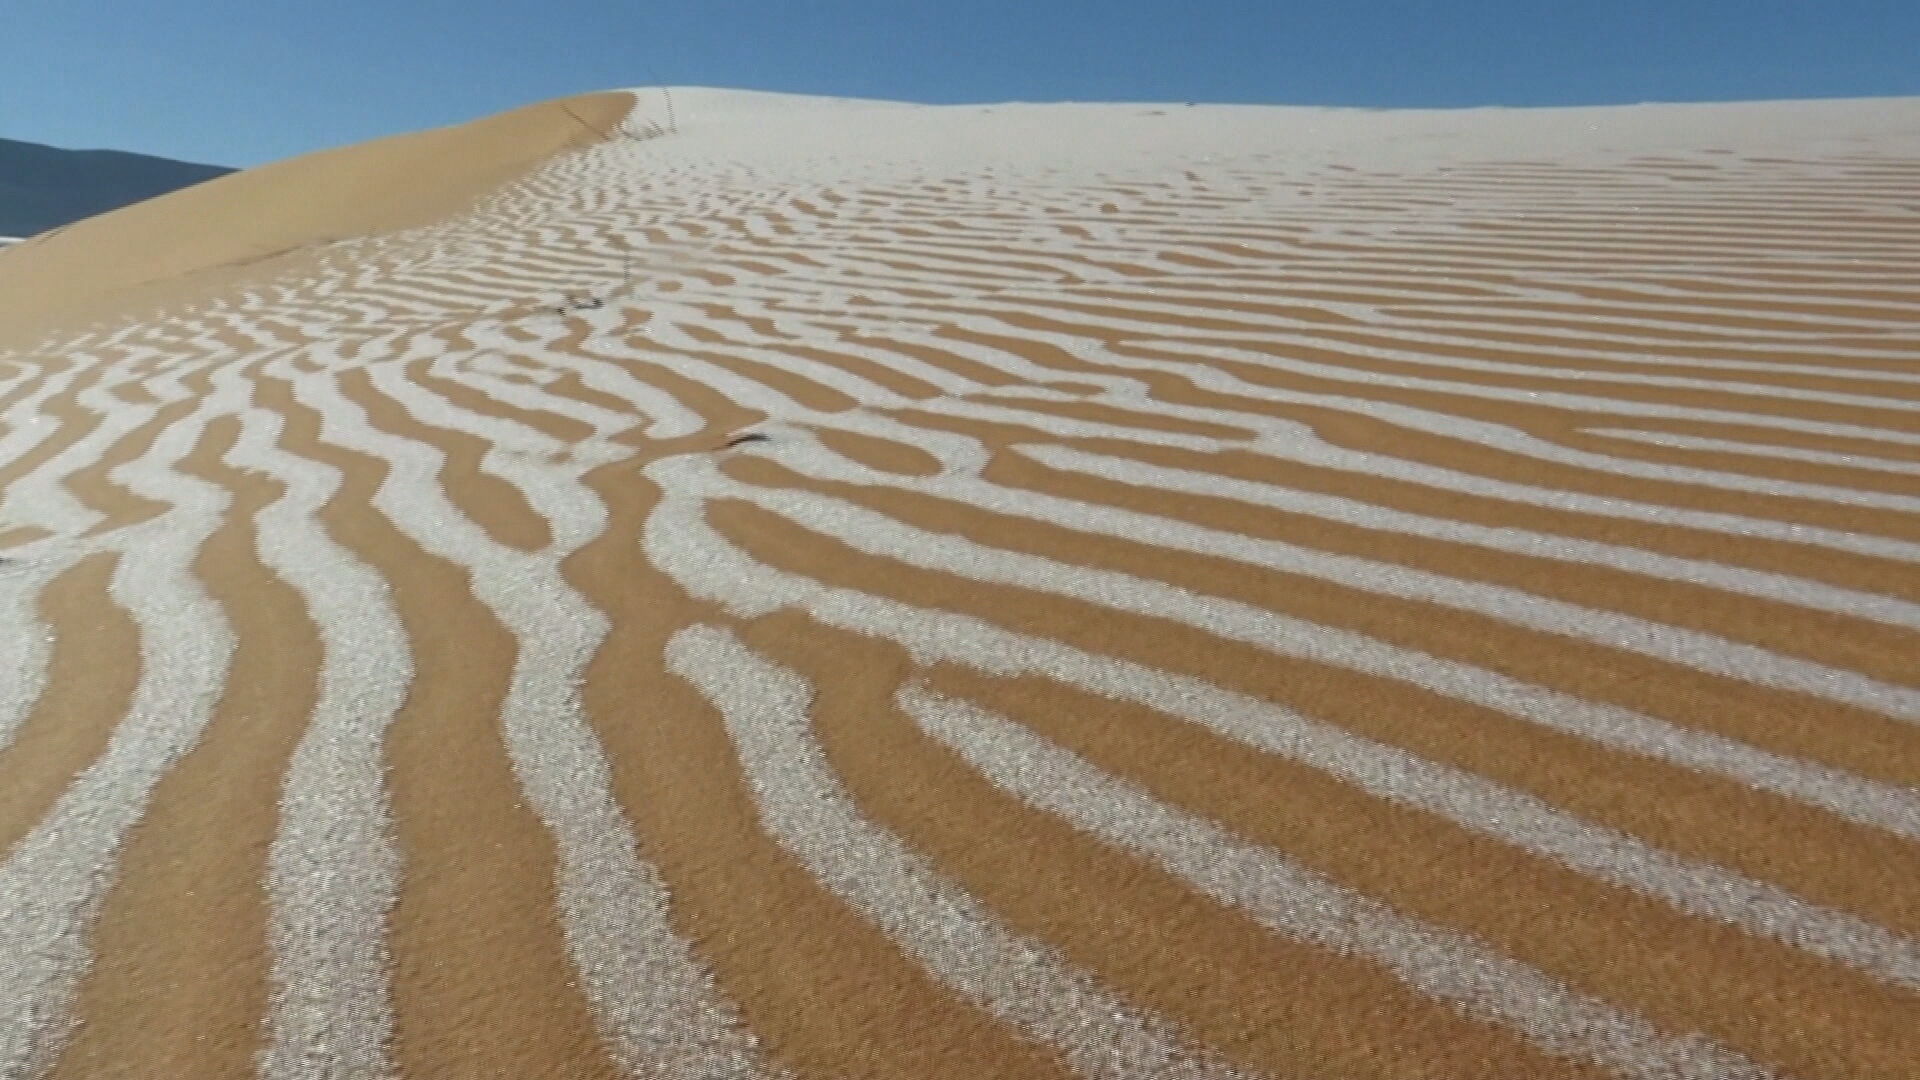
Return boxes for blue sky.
[3,1,1915,167]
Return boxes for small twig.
[555,101,615,143]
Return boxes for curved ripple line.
[223,392,407,1080]
[667,624,1256,1080]
[639,459,1920,994]
[899,686,1775,1080]
[0,402,235,1080]
[699,434,1920,832]
[1017,442,1920,631]
[288,356,781,1078]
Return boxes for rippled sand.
[2,88,1917,1080]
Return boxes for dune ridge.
[0,91,632,349]
[1,87,1917,1079]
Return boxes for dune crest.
[0,91,632,346]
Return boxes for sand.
[0,91,632,349]
[1,87,1917,1080]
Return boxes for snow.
[611,86,1920,180]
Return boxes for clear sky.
[3,1,1916,167]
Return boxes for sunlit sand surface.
[2,87,1917,1080]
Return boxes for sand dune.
[0,91,631,349]
[1,87,1917,1080]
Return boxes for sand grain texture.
[1,87,1917,1079]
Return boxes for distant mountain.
[0,136,233,239]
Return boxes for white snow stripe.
[224,376,407,1080]
[668,624,1257,1080]
[1018,442,1920,631]
[289,353,780,1078]
[899,686,1774,1080]
[639,464,1920,994]
[0,399,236,1079]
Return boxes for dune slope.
[1,87,1917,1080]
[0,91,632,347]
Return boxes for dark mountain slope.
[0,137,233,238]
